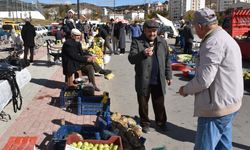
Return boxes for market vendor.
[62,29,112,90]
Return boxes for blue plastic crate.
[77,96,110,115]
[52,125,101,149]
[59,88,80,108]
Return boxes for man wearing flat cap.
[179,8,243,150]
[128,19,172,133]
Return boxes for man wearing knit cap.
[179,8,243,150]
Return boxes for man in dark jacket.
[21,18,36,63]
[62,29,94,88]
[183,21,194,54]
[128,20,172,133]
[62,29,111,91]
[97,25,112,55]
[62,9,76,40]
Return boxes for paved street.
[102,37,250,150]
[0,36,249,150]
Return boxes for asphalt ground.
[0,36,249,149]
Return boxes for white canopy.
[157,14,178,37]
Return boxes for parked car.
[51,25,63,36]
[158,25,174,38]
[0,28,10,37]
[2,24,21,34]
[45,25,52,35]
[35,26,47,36]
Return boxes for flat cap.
[143,19,159,29]
[193,7,217,25]
[71,29,81,36]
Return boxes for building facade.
[124,12,145,21]
[169,0,205,21]
[217,0,250,12]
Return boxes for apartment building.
[169,0,205,21]
[217,0,250,12]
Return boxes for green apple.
[98,144,104,149]
[71,142,77,148]
[77,141,83,148]
[112,145,118,150]
[83,142,89,147]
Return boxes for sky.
[33,0,166,7]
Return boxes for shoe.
[142,126,150,134]
[155,124,168,132]
[94,86,101,91]
[99,69,112,76]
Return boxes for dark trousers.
[184,42,193,54]
[24,46,34,62]
[137,84,167,127]
[120,48,125,54]
[80,63,102,87]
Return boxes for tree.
[183,10,195,22]
[58,5,71,19]
[145,10,169,19]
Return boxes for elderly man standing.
[179,8,243,150]
[21,18,36,63]
[128,19,172,133]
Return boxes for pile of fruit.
[88,44,104,66]
[110,112,145,150]
[70,141,119,150]
[176,54,192,63]
[243,70,250,80]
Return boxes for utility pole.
[77,0,80,19]
[113,0,115,19]
[15,0,18,21]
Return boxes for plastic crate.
[66,136,123,150]
[51,125,101,150]
[3,136,38,150]
[59,88,80,108]
[77,95,110,115]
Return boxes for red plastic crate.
[3,136,38,150]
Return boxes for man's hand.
[166,80,172,86]
[87,56,96,63]
[144,47,154,57]
[179,86,188,97]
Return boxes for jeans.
[195,112,238,150]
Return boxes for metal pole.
[77,0,80,19]
[113,0,115,19]
[15,0,18,21]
